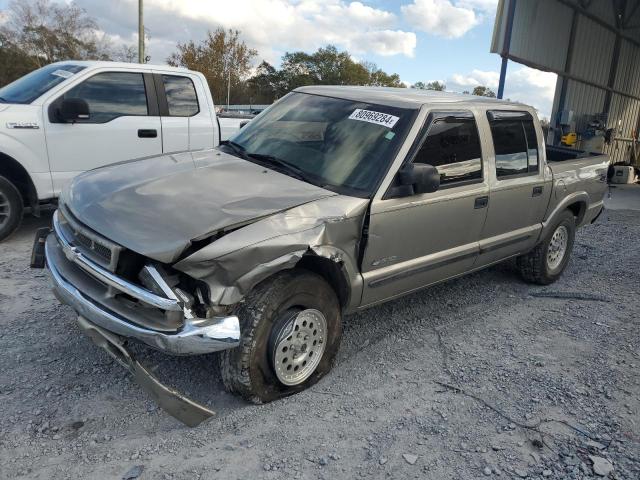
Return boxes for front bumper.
[45,233,241,356]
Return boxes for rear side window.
[162,75,199,116]
[488,111,539,178]
[64,72,148,123]
[414,112,483,187]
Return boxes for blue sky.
[0,0,557,117]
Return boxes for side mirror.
[58,98,90,122]
[398,163,440,194]
[239,120,250,128]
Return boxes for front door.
[475,110,552,267]
[45,71,163,194]
[361,110,489,306]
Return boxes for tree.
[168,28,257,106]
[113,45,137,63]
[1,0,111,68]
[471,85,496,97]
[361,61,404,88]
[0,32,39,86]
[413,81,445,91]
[246,61,288,104]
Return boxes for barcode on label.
[348,109,399,128]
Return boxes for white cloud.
[450,69,500,88]
[78,0,417,63]
[447,66,558,118]
[401,0,497,38]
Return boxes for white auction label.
[348,109,399,128]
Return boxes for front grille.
[58,205,122,271]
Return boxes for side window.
[162,75,199,116]
[488,111,539,178]
[64,72,148,123]
[414,112,483,187]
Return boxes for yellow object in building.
[561,132,578,146]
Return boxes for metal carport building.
[492,0,640,163]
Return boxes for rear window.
[162,75,199,116]
[488,111,539,178]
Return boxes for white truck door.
[44,71,162,194]
[155,73,212,153]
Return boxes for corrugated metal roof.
[506,0,573,71]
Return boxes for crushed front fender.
[173,195,370,310]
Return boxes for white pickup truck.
[0,61,234,240]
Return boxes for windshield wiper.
[0,96,7,103]
[246,153,310,182]
[220,140,248,159]
[221,142,313,184]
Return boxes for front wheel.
[0,176,24,242]
[218,270,342,403]
[517,209,576,285]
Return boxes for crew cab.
[0,61,234,241]
[38,87,609,425]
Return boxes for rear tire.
[0,176,23,242]
[219,270,342,403]
[517,209,576,285]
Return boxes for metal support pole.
[227,64,231,111]
[138,0,144,64]
[497,0,517,99]
[497,57,508,99]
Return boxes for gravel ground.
[0,209,638,480]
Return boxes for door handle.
[138,129,157,138]
[474,196,489,209]
[532,186,544,197]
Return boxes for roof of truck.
[51,60,193,73]
[295,85,530,111]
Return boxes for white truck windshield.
[225,92,416,197]
[0,64,86,104]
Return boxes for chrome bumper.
[46,234,240,355]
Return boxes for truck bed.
[546,146,609,226]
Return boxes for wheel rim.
[271,309,327,386]
[547,225,568,270]
[0,191,11,229]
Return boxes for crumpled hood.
[63,150,337,263]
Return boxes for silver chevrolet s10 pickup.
[35,86,609,425]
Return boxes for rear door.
[45,70,162,194]
[361,110,490,306]
[475,110,552,267]
[155,73,214,153]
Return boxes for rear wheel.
[0,176,23,242]
[517,209,576,285]
[219,270,342,403]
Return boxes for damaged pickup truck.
[35,86,609,426]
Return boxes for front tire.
[219,270,342,403]
[0,176,24,242]
[517,209,576,285]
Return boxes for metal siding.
[564,80,606,132]
[570,16,616,85]
[508,0,572,71]
[493,0,640,154]
[605,94,640,163]
[614,40,640,96]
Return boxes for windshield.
[0,64,86,104]
[224,92,416,197]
